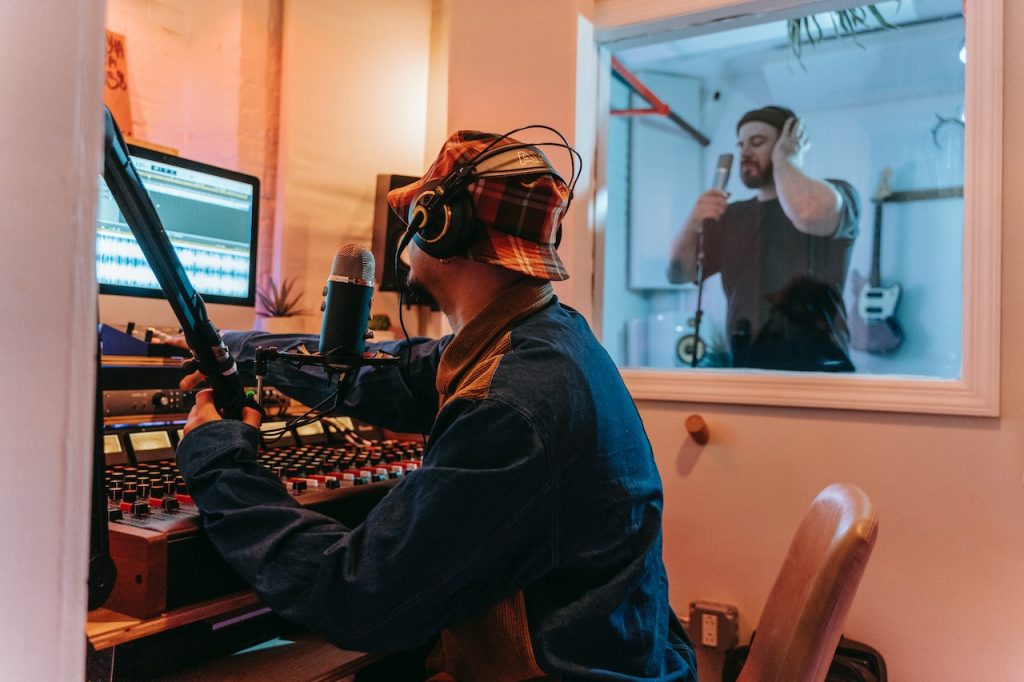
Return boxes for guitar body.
[849,269,904,353]
[849,169,905,354]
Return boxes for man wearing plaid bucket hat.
[668,106,860,372]
[174,129,696,680]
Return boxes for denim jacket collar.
[436,279,554,400]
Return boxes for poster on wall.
[104,30,132,136]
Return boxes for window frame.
[589,0,1002,416]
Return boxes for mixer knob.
[152,392,171,408]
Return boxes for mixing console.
[102,419,424,618]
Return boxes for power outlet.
[689,600,739,652]
[701,613,719,647]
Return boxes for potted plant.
[254,276,312,334]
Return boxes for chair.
[738,483,879,682]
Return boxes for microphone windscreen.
[330,244,375,283]
[712,153,734,191]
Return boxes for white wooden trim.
[590,0,1002,416]
[623,370,995,416]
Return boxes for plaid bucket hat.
[387,130,572,281]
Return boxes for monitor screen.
[96,146,260,306]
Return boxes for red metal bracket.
[610,56,709,146]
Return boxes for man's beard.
[403,271,434,305]
[740,160,773,189]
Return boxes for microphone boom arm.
[101,106,247,419]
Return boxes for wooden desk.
[87,592,382,680]
[87,591,262,650]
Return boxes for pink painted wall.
[446,0,597,320]
[101,0,281,330]
[273,0,436,335]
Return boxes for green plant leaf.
[868,5,899,30]
[803,17,817,47]
[810,14,824,43]
[257,275,304,317]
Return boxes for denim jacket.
[176,279,696,681]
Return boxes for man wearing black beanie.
[668,105,860,372]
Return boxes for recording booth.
[88,145,423,679]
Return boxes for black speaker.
[371,173,438,309]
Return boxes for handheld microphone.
[698,152,734,236]
[711,153,733,192]
[319,245,375,360]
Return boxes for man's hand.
[180,369,207,391]
[149,331,209,390]
[184,388,262,436]
[772,117,810,166]
[150,329,188,348]
[668,189,730,284]
[684,189,730,228]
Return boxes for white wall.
[0,2,104,678]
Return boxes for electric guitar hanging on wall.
[849,168,904,353]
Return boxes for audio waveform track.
[97,227,250,298]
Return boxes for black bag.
[722,634,887,682]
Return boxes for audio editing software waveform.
[97,226,250,298]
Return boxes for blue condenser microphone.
[319,244,375,361]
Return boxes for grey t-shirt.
[703,179,860,370]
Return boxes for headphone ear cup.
[438,194,476,257]
[414,192,477,260]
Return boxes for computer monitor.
[96,145,260,306]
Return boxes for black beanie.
[736,105,797,133]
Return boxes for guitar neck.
[870,202,883,287]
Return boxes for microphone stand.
[690,221,709,368]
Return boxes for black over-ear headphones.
[396,125,581,262]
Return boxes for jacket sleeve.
[176,396,556,652]
[221,330,447,434]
